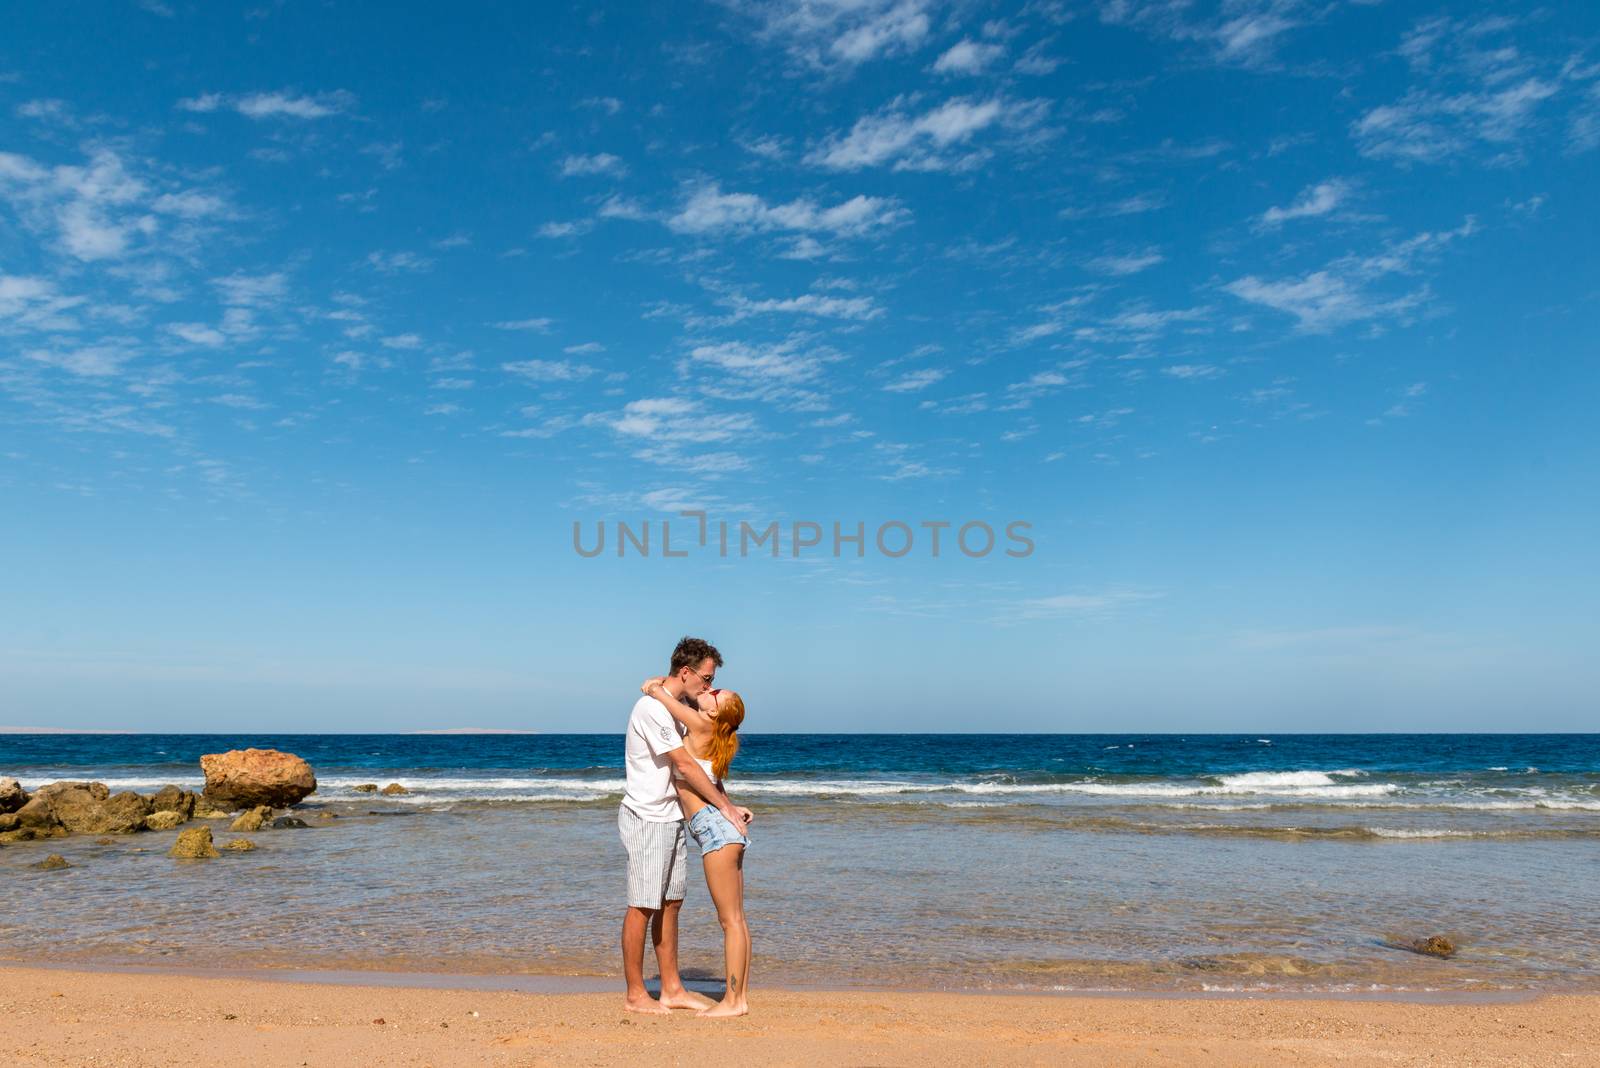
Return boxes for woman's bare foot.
[697,1000,749,1019]
[658,989,716,1011]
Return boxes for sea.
[4,733,1598,996]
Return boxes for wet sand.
[2,964,1594,1067]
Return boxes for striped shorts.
[618,804,688,909]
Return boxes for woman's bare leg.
[698,843,749,1017]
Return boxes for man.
[619,636,751,1015]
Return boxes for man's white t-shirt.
[622,694,686,822]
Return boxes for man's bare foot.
[623,995,671,1016]
[697,1001,749,1019]
[658,989,716,1011]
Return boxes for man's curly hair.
[669,636,723,675]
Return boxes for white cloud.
[1227,217,1476,331]
[725,292,882,321]
[1354,79,1557,163]
[168,322,226,346]
[502,359,596,382]
[932,38,1005,75]
[538,220,592,239]
[883,368,947,392]
[1013,588,1163,620]
[179,90,354,120]
[746,0,933,70]
[560,153,626,177]
[366,250,433,274]
[667,182,907,238]
[1163,363,1223,380]
[686,339,826,381]
[1100,0,1308,69]
[0,275,83,330]
[491,317,555,332]
[1225,272,1418,333]
[213,272,287,308]
[1258,178,1350,227]
[25,342,137,377]
[830,1,930,63]
[598,397,756,444]
[1086,248,1164,275]
[808,96,1042,171]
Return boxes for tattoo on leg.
[729,974,739,993]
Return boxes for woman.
[641,677,751,1018]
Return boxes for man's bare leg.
[653,898,715,1010]
[622,906,670,1015]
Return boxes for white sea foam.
[1214,770,1364,787]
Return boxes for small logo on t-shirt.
[659,725,673,742]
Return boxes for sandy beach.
[2,965,1595,1068]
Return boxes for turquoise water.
[4,733,1598,993]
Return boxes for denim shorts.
[687,805,749,855]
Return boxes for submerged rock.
[200,749,317,809]
[0,776,27,814]
[193,805,233,819]
[270,815,310,830]
[379,783,408,796]
[230,805,273,832]
[224,838,256,852]
[170,825,220,859]
[36,853,70,870]
[353,783,378,793]
[144,810,188,831]
[1410,935,1457,959]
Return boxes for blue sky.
[2,1,1597,733]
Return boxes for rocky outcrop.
[144,810,188,831]
[12,782,149,836]
[200,749,317,809]
[379,783,408,796]
[36,853,70,870]
[170,825,220,859]
[230,805,273,832]
[353,783,378,793]
[0,777,27,813]
[149,785,198,819]
[224,838,256,852]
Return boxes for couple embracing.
[618,636,753,1017]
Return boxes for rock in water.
[200,749,317,809]
[353,783,378,793]
[270,815,310,829]
[379,783,408,796]
[1412,935,1456,958]
[0,777,27,814]
[36,853,70,870]
[144,810,188,831]
[224,838,256,852]
[149,785,198,819]
[170,825,221,859]
[18,783,148,835]
[230,805,273,832]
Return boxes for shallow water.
[4,734,1598,993]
